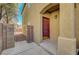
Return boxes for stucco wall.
[75,4,79,48]
[58,3,76,55]
[59,3,75,38]
[26,3,49,43]
[50,11,59,43]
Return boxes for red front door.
[42,17,50,40]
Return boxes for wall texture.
[50,11,59,43]
[59,3,75,38]
[75,4,79,48]
[58,3,76,55]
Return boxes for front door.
[42,17,50,40]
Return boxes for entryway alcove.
[40,3,59,54]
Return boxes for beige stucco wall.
[58,3,76,55]
[59,3,75,38]
[50,11,59,43]
[75,3,79,48]
[26,3,49,43]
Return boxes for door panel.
[42,17,50,40]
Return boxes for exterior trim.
[21,3,26,15]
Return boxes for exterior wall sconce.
[54,15,57,19]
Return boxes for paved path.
[1,41,50,55]
[40,40,57,54]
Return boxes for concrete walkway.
[1,41,50,55]
[40,40,57,54]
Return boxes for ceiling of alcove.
[40,3,59,14]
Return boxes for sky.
[17,3,24,25]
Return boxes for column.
[58,3,76,55]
